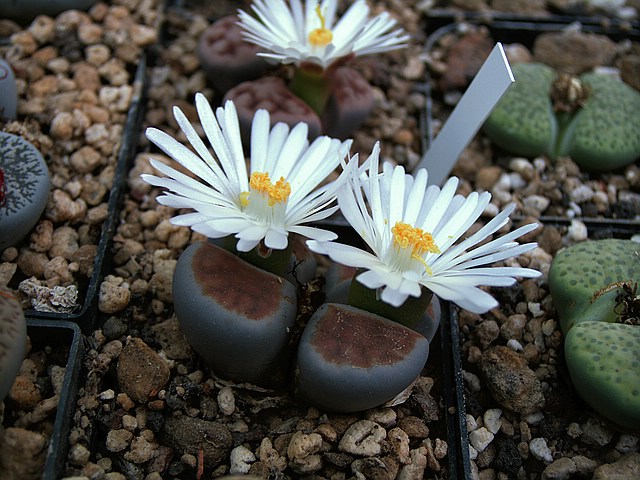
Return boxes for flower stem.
[223,236,294,278]
[347,272,434,330]
[290,65,331,117]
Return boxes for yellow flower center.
[308,5,333,47]
[243,172,291,207]
[392,222,440,274]
[392,222,440,255]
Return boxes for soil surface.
[0,1,639,480]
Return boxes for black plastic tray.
[19,318,84,480]
[423,19,640,227]
[424,6,640,37]
[23,54,149,330]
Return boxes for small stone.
[229,445,256,474]
[8,375,41,409]
[478,346,545,415]
[217,386,235,416]
[106,429,133,453]
[592,452,640,480]
[123,431,157,464]
[70,146,102,173]
[529,437,553,463]
[338,420,386,456]
[161,416,232,467]
[398,416,430,439]
[0,427,46,478]
[469,427,494,453]
[116,337,170,403]
[580,418,613,447]
[567,219,588,242]
[68,443,91,466]
[483,409,503,435]
[616,434,639,453]
[99,278,131,314]
[542,457,577,480]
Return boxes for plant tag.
[417,43,514,186]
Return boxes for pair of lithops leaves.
[483,62,640,171]
[171,239,436,413]
[549,239,640,429]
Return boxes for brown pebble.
[116,337,170,403]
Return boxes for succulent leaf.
[483,63,640,171]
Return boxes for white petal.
[264,229,289,250]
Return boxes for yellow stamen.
[308,4,333,47]
[247,171,291,207]
[392,222,440,255]
[240,191,250,207]
[392,222,440,274]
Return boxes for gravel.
[1,1,639,480]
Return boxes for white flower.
[142,93,352,252]
[237,0,409,70]
[308,143,541,314]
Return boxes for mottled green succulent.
[564,321,640,429]
[549,239,640,335]
[549,239,640,429]
[483,63,640,171]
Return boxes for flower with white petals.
[237,0,409,70]
[308,143,541,314]
[142,93,352,252]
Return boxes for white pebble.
[508,172,526,190]
[468,444,478,460]
[466,414,478,433]
[229,445,256,474]
[99,389,115,400]
[530,437,553,463]
[482,202,500,218]
[533,157,547,173]
[568,220,588,242]
[217,386,235,416]
[483,409,503,435]
[509,157,535,180]
[506,339,523,352]
[528,302,544,317]
[523,195,550,213]
[526,412,545,425]
[495,172,512,190]
[569,184,594,203]
[338,420,386,456]
[469,427,494,452]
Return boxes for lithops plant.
[549,239,640,429]
[483,62,640,171]
[0,289,27,403]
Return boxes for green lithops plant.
[549,239,640,429]
[549,239,640,335]
[564,321,640,429]
[483,62,640,171]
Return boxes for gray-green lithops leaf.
[564,321,640,430]
[567,73,640,170]
[548,239,640,335]
[482,63,556,157]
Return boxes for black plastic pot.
[0,318,84,480]
[423,19,640,227]
[23,55,149,331]
[424,5,640,37]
